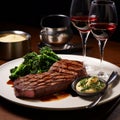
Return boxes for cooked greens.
[9,46,61,80]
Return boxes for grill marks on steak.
[49,59,87,78]
[13,59,87,98]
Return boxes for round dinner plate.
[0,54,120,110]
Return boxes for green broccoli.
[39,46,61,72]
[23,52,41,74]
[9,46,61,81]
[9,51,40,80]
[39,46,61,61]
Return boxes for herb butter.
[76,76,106,93]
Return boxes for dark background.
[0,0,71,26]
[0,0,119,41]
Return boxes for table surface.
[0,23,120,120]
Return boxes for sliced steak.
[13,59,87,98]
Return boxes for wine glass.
[89,0,118,79]
[70,0,92,72]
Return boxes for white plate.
[0,54,120,110]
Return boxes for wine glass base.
[84,64,95,76]
[97,71,109,80]
[84,64,109,80]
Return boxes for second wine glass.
[89,0,118,79]
[70,0,92,73]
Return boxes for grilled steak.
[13,59,87,98]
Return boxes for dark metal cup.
[40,14,73,47]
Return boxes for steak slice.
[13,59,87,98]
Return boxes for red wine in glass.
[90,23,117,40]
[71,16,91,33]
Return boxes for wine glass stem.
[79,31,90,62]
[98,39,107,74]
